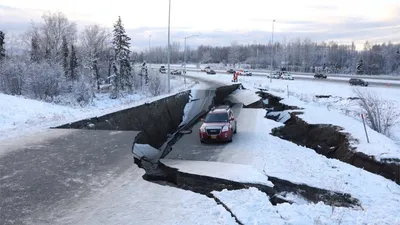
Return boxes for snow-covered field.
[0,76,198,143]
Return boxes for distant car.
[199,105,237,143]
[159,66,166,74]
[314,73,327,79]
[267,71,281,79]
[349,78,369,86]
[170,69,182,75]
[281,72,294,80]
[201,66,211,72]
[206,70,216,74]
[240,70,252,76]
[227,69,236,74]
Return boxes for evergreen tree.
[356,59,363,75]
[62,36,69,78]
[0,31,5,61]
[70,44,78,80]
[30,36,40,62]
[112,16,132,98]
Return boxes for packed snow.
[213,188,399,225]
[225,88,261,106]
[160,159,274,187]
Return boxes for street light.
[270,19,275,83]
[184,34,200,86]
[167,0,171,93]
[148,33,152,69]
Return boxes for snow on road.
[0,77,198,143]
[160,159,274,187]
[213,188,397,225]
[52,166,237,225]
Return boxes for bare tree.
[81,24,111,90]
[0,30,5,61]
[147,70,165,96]
[26,12,77,63]
[354,88,399,136]
[228,41,240,66]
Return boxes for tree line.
[140,39,400,75]
[0,12,162,104]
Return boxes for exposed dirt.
[315,95,332,98]
[263,92,400,185]
[56,84,242,152]
[55,91,191,149]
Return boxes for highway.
[155,64,400,81]
[165,104,243,161]
[182,70,400,88]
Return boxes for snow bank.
[225,88,261,106]
[213,188,398,225]
[160,159,273,187]
[278,96,400,162]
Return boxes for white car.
[281,72,294,80]
[240,70,252,76]
[267,71,281,79]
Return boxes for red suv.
[199,105,237,143]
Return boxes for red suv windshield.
[204,113,229,123]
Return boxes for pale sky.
[0,0,399,50]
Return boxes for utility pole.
[270,19,275,83]
[167,0,171,93]
[148,34,152,70]
[184,37,187,87]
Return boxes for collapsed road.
[259,90,400,184]
[0,79,239,225]
[1,79,364,225]
[132,85,362,219]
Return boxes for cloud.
[1,2,399,51]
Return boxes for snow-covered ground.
[216,108,400,224]
[187,72,400,160]
[0,77,198,142]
